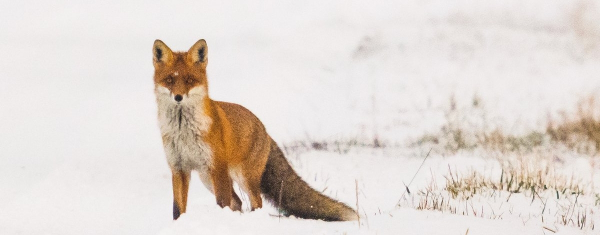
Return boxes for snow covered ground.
[1,0,600,234]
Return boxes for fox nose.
[174,95,183,102]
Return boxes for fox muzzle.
[174,95,183,102]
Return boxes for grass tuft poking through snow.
[548,95,600,154]
[401,152,598,230]
[414,94,548,154]
[402,97,600,231]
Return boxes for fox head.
[153,39,209,104]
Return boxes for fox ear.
[187,39,208,67]
[153,39,174,66]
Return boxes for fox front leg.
[210,162,234,209]
[199,169,243,211]
[172,170,191,220]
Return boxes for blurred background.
[1,0,599,234]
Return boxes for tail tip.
[340,210,360,221]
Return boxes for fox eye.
[186,79,194,84]
[165,77,174,84]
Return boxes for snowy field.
[1,0,600,234]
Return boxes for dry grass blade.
[396,148,432,206]
[356,179,360,228]
[543,226,556,233]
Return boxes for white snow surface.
[1,0,600,234]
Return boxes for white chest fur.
[156,86,213,172]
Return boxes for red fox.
[152,39,357,221]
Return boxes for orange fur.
[154,39,356,221]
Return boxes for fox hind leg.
[246,179,263,211]
[235,165,264,211]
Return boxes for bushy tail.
[260,140,357,221]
